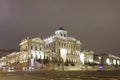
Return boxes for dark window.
[62,43,64,46]
[59,42,60,46]
[35,46,37,50]
[64,34,66,37]
[51,43,53,46]
[60,33,62,36]
[49,44,50,47]
[31,46,33,50]
[26,46,28,50]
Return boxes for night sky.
[0,0,120,56]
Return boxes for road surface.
[0,70,120,80]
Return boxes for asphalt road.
[0,70,120,80]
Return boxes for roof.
[58,27,65,30]
[31,37,44,43]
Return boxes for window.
[26,46,28,50]
[62,43,63,46]
[31,46,33,50]
[64,34,66,37]
[60,33,62,36]
[59,42,60,46]
[54,42,56,46]
[39,48,41,50]
[52,49,55,52]
[35,46,37,50]
[48,44,50,47]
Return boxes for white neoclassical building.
[44,27,82,70]
[83,50,94,64]
[19,37,44,59]
[0,37,45,70]
[0,27,107,71]
[94,53,120,70]
[104,54,120,66]
[19,37,44,69]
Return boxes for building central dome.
[58,27,65,30]
[55,27,68,37]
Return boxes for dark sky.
[0,0,120,56]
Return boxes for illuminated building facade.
[19,37,44,69]
[0,27,119,71]
[44,27,82,70]
[83,50,94,64]
[104,54,120,66]
[94,53,120,69]
[0,37,45,70]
